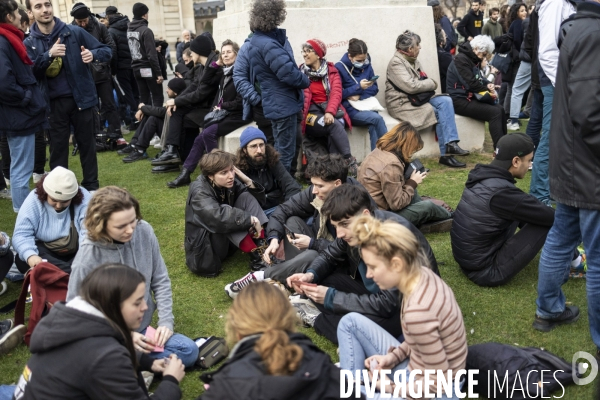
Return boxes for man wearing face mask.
[12,167,92,274]
[234,127,301,216]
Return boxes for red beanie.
[306,39,327,58]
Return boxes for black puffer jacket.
[239,158,301,210]
[549,1,600,210]
[198,333,360,400]
[184,175,266,276]
[308,210,438,318]
[266,178,370,253]
[446,42,490,98]
[16,301,181,400]
[108,14,132,70]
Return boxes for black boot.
[439,155,466,168]
[249,238,270,271]
[151,145,181,165]
[167,168,191,188]
[151,164,180,173]
[446,141,470,156]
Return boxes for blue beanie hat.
[240,126,267,148]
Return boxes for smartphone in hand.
[369,75,379,82]
[283,224,297,239]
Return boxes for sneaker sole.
[532,313,581,332]
[150,159,182,166]
[0,324,26,355]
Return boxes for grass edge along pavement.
[0,127,596,399]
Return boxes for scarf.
[310,197,334,242]
[399,51,417,66]
[222,65,234,76]
[302,60,330,93]
[0,23,32,65]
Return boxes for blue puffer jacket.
[0,35,47,137]
[24,18,111,112]
[233,37,255,121]
[335,53,379,119]
[238,29,309,120]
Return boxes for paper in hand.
[145,326,165,352]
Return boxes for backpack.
[466,342,576,399]
[13,262,69,346]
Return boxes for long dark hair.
[506,3,526,32]
[79,263,146,371]
[235,143,280,171]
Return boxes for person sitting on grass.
[337,215,467,399]
[198,281,347,399]
[12,167,91,274]
[118,77,187,162]
[67,186,199,368]
[451,133,582,287]
[15,264,185,399]
[234,127,301,217]
[282,184,438,344]
[184,150,269,275]
[300,38,358,177]
[358,122,454,233]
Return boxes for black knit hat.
[105,6,118,15]
[132,2,149,19]
[491,133,534,170]
[70,2,91,19]
[167,78,187,95]
[189,35,212,57]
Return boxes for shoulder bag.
[335,62,384,112]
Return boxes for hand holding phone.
[283,224,296,239]
[369,75,379,82]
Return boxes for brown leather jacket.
[357,148,417,211]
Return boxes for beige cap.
[42,167,79,201]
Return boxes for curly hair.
[506,3,526,32]
[249,0,287,32]
[396,30,421,52]
[305,154,348,183]
[470,35,495,56]
[35,175,84,205]
[235,143,279,171]
[84,186,142,243]
[434,23,445,48]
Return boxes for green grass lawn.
[0,126,596,399]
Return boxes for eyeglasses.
[247,142,266,150]
[301,48,315,55]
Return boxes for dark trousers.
[465,222,550,287]
[252,105,274,145]
[313,272,402,344]
[134,73,164,106]
[48,97,99,191]
[116,69,139,113]
[452,97,507,149]
[264,249,320,283]
[0,249,14,282]
[166,106,208,147]
[282,216,317,260]
[96,80,121,133]
[15,242,77,274]
[131,115,164,149]
[304,105,351,158]
[0,129,46,177]
[526,88,543,154]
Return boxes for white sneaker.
[0,281,7,296]
[0,323,26,355]
[507,121,520,130]
[289,296,321,327]
[154,143,163,150]
[4,178,9,188]
[149,135,161,146]
[32,172,46,184]
[224,272,259,299]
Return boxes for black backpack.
[466,343,577,399]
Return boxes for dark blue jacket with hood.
[335,53,379,119]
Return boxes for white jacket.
[537,0,576,86]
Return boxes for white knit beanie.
[43,167,79,201]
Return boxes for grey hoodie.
[66,220,174,331]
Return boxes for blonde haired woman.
[66,186,198,367]
[337,215,467,399]
[198,282,346,399]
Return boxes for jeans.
[0,386,15,400]
[536,204,600,348]
[510,61,531,119]
[525,88,543,151]
[351,110,388,150]
[529,85,553,204]
[140,327,199,368]
[6,134,34,212]
[429,96,460,156]
[263,206,277,218]
[271,113,299,172]
[338,313,462,400]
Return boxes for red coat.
[301,61,352,133]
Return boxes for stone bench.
[219,110,485,162]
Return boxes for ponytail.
[254,329,303,376]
